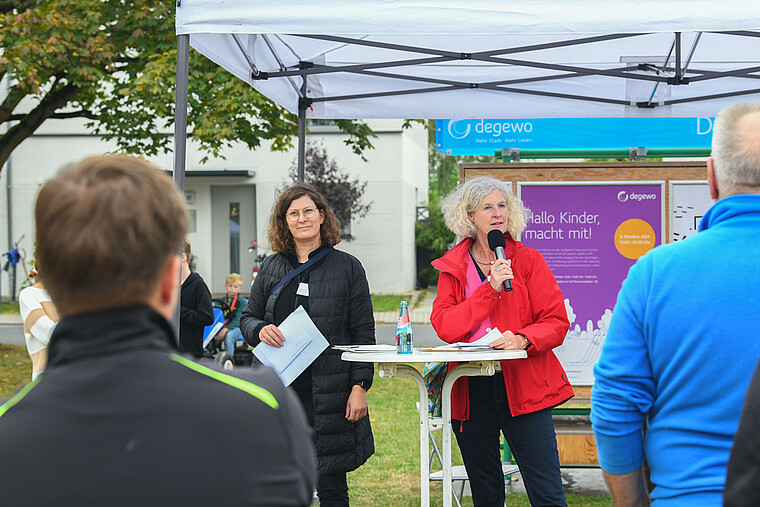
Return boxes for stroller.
[202,307,253,370]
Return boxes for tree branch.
[8,110,96,121]
[0,0,36,15]
[0,85,28,125]
[0,81,81,172]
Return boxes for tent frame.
[172,19,760,507]
[175,30,760,185]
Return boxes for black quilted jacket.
[240,248,375,473]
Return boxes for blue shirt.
[591,194,760,505]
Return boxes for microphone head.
[487,229,506,252]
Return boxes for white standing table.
[341,347,526,507]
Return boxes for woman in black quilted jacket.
[240,183,375,507]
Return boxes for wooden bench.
[552,386,598,466]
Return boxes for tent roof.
[176,0,760,118]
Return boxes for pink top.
[465,252,494,342]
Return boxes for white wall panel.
[1,119,428,296]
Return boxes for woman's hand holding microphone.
[489,259,513,293]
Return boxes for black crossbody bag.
[266,246,334,299]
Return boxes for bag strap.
[267,246,334,298]
[223,293,238,326]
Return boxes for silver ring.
[494,265,501,272]
[507,341,512,346]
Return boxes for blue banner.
[435,118,715,156]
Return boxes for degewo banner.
[517,183,664,385]
[436,118,715,155]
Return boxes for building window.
[308,119,337,126]
[230,202,240,274]
[188,209,197,233]
[340,212,352,240]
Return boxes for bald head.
[710,103,760,197]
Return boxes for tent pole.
[174,35,189,193]
[297,74,307,182]
[172,34,190,340]
[674,32,682,83]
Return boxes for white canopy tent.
[173,3,760,503]
[175,0,760,179]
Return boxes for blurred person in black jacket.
[0,155,316,507]
[725,359,760,507]
[179,237,213,358]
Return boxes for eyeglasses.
[286,207,317,221]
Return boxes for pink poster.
[518,182,664,384]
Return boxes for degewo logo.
[618,191,657,203]
[446,119,535,141]
[447,120,471,140]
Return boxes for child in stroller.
[202,273,250,369]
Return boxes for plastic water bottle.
[395,300,413,354]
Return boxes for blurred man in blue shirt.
[592,102,760,506]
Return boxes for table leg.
[378,363,430,507]
[441,361,497,507]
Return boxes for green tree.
[286,142,371,241]
[0,0,375,173]
[415,120,496,287]
[427,120,460,199]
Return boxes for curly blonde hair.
[441,176,530,239]
[267,183,341,253]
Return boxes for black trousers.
[452,374,566,507]
[297,387,350,507]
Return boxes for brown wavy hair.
[268,183,341,253]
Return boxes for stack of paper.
[253,306,329,386]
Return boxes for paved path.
[0,314,21,324]
[0,324,23,346]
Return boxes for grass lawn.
[371,294,410,313]
[0,345,31,397]
[0,347,610,505]
[0,301,20,315]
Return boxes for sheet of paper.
[253,306,329,386]
[437,327,503,350]
[332,344,396,353]
[469,326,503,346]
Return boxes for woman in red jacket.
[431,176,573,507]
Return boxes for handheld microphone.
[487,229,513,292]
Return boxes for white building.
[0,117,428,297]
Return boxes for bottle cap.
[400,300,408,307]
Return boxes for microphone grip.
[494,246,513,292]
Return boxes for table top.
[340,346,527,363]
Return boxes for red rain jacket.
[431,233,573,419]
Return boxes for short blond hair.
[35,155,188,315]
[225,273,243,285]
[711,102,760,188]
[441,176,529,239]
